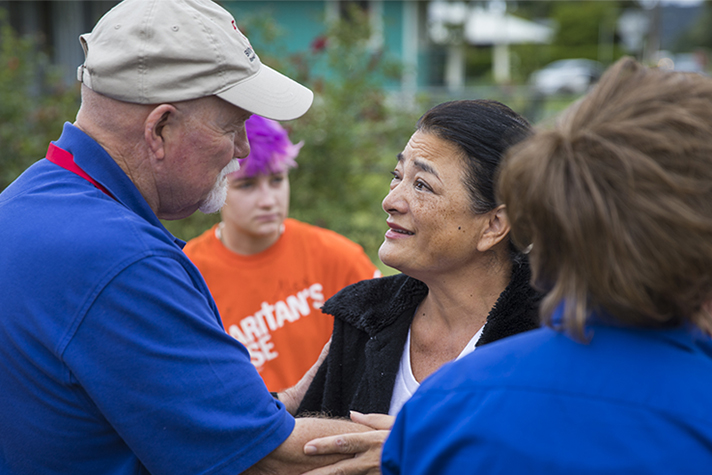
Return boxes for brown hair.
[498,57,712,338]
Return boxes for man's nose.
[234,128,250,159]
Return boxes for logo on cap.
[231,19,249,42]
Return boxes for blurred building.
[0,0,431,97]
[0,0,549,98]
[0,1,116,85]
[1,0,704,100]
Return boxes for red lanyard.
[46,143,114,199]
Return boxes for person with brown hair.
[381,57,712,474]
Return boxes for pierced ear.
[476,205,511,253]
[144,104,176,161]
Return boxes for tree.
[549,1,623,63]
[0,9,80,191]
[507,1,625,81]
[675,0,712,53]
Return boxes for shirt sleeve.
[380,405,406,475]
[61,254,294,475]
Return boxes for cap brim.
[217,64,314,121]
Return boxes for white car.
[529,59,604,95]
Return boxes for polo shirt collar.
[52,122,186,249]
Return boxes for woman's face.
[378,130,492,278]
[221,169,290,243]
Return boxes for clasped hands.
[300,411,395,475]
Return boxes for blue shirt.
[0,123,294,474]
[382,306,712,474]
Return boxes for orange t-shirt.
[184,218,380,392]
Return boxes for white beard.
[199,159,241,214]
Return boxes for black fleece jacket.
[297,258,542,417]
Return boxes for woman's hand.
[300,411,395,475]
[279,338,330,415]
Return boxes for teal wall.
[383,1,404,59]
[223,1,328,53]
[222,0,413,91]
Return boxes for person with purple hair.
[184,115,381,394]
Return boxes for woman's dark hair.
[416,99,532,215]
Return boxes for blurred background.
[1,0,707,270]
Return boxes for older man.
[0,1,368,474]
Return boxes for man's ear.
[476,205,511,253]
[144,104,177,161]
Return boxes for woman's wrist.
[278,387,300,415]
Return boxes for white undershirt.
[388,323,484,416]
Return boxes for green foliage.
[549,1,623,63]
[505,1,625,82]
[465,45,494,82]
[165,7,422,264]
[675,0,712,52]
[287,11,422,261]
[0,9,80,191]
[509,43,552,83]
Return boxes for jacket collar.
[53,123,185,248]
[322,258,542,341]
[322,273,427,335]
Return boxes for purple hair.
[234,115,302,178]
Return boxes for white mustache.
[220,159,241,179]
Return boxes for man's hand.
[300,412,395,475]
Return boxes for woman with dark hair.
[295,100,541,474]
[381,58,712,474]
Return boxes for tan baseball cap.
[76,0,313,121]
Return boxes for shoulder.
[0,179,203,334]
[7,171,194,289]
[387,326,712,474]
[37,193,179,261]
[422,323,712,412]
[420,327,560,394]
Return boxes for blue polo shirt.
[0,123,294,474]
[382,306,712,474]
